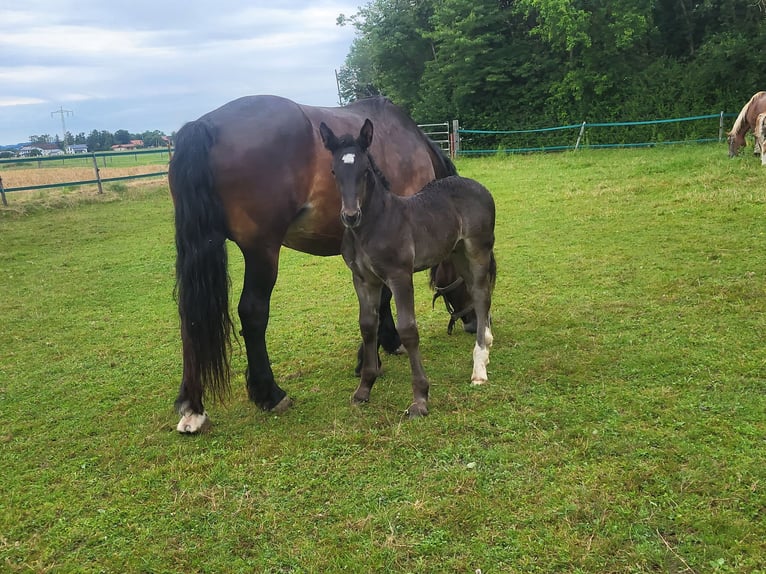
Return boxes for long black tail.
[169,120,234,403]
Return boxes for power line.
[51,106,73,142]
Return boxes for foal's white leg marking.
[484,326,494,348]
[176,403,211,434]
[471,343,490,385]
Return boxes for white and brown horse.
[755,112,766,165]
[727,91,766,157]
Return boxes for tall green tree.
[339,0,438,110]
[340,0,766,142]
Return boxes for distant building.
[18,143,64,157]
[66,144,88,154]
[111,139,144,151]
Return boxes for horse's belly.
[283,204,344,256]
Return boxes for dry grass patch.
[1,165,166,189]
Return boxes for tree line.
[337,0,766,147]
[25,129,170,152]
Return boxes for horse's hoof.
[177,411,211,434]
[351,393,370,405]
[270,396,293,414]
[470,377,488,386]
[405,402,428,419]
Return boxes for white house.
[66,144,88,154]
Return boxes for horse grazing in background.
[169,95,469,433]
[320,119,496,418]
[727,91,766,157]
[754,112,766,166]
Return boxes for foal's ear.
[358,118,373,151]
[319,122,339,151]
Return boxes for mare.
[169,95,466,433]
[755,112,766,166]
[727,91,766,157]
[320,119,496,418]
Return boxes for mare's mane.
[730,99,752,135]
[730,91,766,135]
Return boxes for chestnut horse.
[169,95,463,433]
[727,91,766,157]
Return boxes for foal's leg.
[389,274,429,418]
[466,255,494,385]
[352,275,383,404]
[239,247,291,412]
[355,286,400,376]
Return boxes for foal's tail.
[169,120,234,403]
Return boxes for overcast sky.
[0,1,361,145]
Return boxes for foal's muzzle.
[341,210,361,228]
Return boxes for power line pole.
[51,106,73,143]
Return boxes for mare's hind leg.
[389,274,429,418]
[352,275,383,404]
[175,382,210,433]
[239,248,291,412]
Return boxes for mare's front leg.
[389,274,429,418]
[352,274,383,404]
[239,248,291,412]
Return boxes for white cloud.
[0,1,359,144]
[0,97,47,107]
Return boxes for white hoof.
[177,411,211,434]
[471,343,490,385]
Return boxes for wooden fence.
[0,148,171,206]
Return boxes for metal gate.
[418,122,451,157]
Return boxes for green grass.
[1,143,765,573]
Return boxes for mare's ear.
[319,122,338,151]
[358,118,373,151]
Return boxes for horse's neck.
[362,170,394,217]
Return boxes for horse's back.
[173,95,447,255]
[418,176,495,219]
[745,91,766,124]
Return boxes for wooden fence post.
[0,175,7,206]
[452,119,460,157]
[719,111,724,142]
[91,154,103,194]
[574,121,587,150]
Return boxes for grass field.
[1,144,765,573]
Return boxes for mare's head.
[727,130,746,158]
[320,118,381,229]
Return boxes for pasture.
[1,144,764,572]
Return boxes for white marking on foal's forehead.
[342,153,356,164]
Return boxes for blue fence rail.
[0,148,171,205]
[455,112,739,155]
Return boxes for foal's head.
[320,118,382,229]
